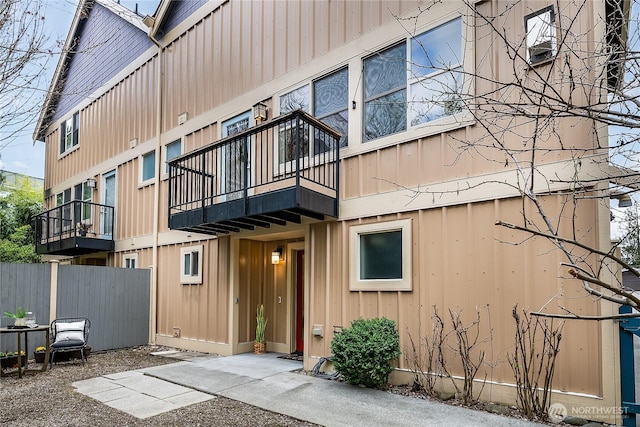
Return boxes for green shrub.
[330,317,401,389]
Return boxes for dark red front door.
[295,250,304,353]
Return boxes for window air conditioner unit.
[529,40,553,63]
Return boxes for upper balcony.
[35,201,115,255]
[168,110,340,235]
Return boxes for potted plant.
[76,222,92,236]
[1,350,26,369]
[254,304,268,354]
[4,307,28,327]
[34,346,46,364]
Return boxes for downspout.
[148,29,163,346]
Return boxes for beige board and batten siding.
[43,57,158,203]
[309,196,602,397]
[155,238,230,350]
[236,239,290,347]
[160,0,423,130]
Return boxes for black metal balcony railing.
[34,201,115,255]
[168,110,340,234]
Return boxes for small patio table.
[0,325,50,378]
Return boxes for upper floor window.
[525,6,555,64]
[140,150,156,184]
[164,139,182,174]
[314,67,349,148]
[364,16,463,141]
[278,67,348,163]
[60,112,79,154]
[74,182,93,222]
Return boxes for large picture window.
[349,219,412,291]
[364,16,464,141]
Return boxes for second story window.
[164,139,182,174]
[364,43,407,141]
[525,6,556,64]
[364,16,464,141]
[60,112,80,154]
[314,67,349,149]
[140,150,156,184]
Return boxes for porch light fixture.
[617,194,633,208]
[271,247,283,264]
[611,191,633,208]
[85,178,97,189]
[253,102,268,123]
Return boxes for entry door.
[101,170,116,236]
[295,250,305,353]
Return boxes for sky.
[0,0,159,179]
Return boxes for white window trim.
[180,245,203,285]
[139,150,157,187]
[349,218,412,291]
[122,253,138,268]
[58,112,80,159]
[161,138,183,180]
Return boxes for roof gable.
[35,0,152,140]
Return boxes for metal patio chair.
[50,317,91,366]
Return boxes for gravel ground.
[0,346,317,427]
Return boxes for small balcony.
[168,110,340,235]
[35,201,115,255]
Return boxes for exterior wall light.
[253,102,268,123]
[271,247,283,264]
[85,178,97,189]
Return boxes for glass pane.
[279,121,310,163]
[316,110,348,150]
[165,141,181,173]
[166,141,181,162]
[142,151,156,181]
[192,251,199,276]
[82,183,92,201]
[222,112,250,195]
[364,43,406,99]
[280,85,310,114]
[411,18,462,78]
[364,90,407,141]
[410,68,463,126]
[527,10,553,48]
[184,253,191,276]
[223,116,249,136]
[65,117,73,149]
[360,230,402,280]
[314,68,348,116]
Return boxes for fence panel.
[0,262,51,355]
[57,265,150,352]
